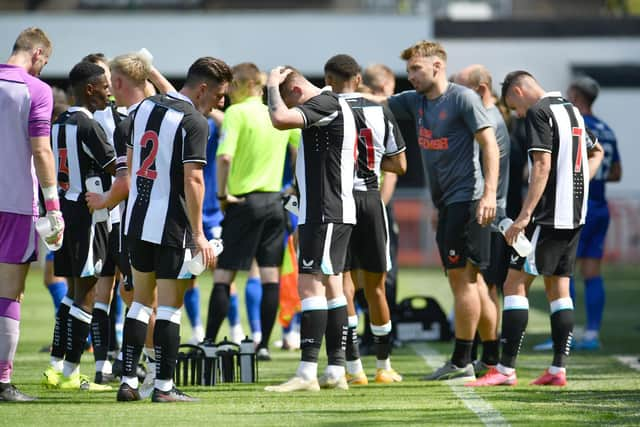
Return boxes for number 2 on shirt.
[137,130,159,180]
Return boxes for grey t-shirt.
[486,105,510,222]
[388,83,492,208]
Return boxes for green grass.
[3,266,639,426]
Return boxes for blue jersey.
[584,114,620,203]
[203,118,224,233]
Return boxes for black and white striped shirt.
[526,92,594,229]
[51,106,115,202]
[341,93,406,192]
[294,90,357,225]
[124,92,208,248]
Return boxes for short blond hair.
[109,53,151,86]
[12,27,51,54]
[400,41,447,62]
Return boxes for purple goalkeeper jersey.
[0,64,53,216]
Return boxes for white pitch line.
[614,355,640,372]
[411,343,510,427]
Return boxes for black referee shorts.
[436,200,491,271]
[509,224,582,277]
[54,198,109,278]
[217,192,286,271]
[344,191,390,273]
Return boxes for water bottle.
[85,176,109,223]
[498,218,533,257]
[35,216,63,251]
[284,194,299,215]
[188,239,224,276]
[238,336,256,383]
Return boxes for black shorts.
[481,231,509,289]
[344,191,390,273]
[99,222,120,277]
[54,198,109,278]
[436,201,491,270]
[128,238,194,280]
[217,192,286,271]
[509,224,582,277]
[298,223,353,275]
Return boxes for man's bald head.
[456,64,492,91]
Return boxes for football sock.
[346,315,360,362]
[550,298,574,368]
[451,339,474,368]
[184,286,202,329]
[499,295,529,369]
[91,302,110,372]
[245,276,262,335]
[258,282,279,350]
[470,333,480,361]
[481,340,500,366]
[154,306,181,388]
[584,276,605,333]
[65,305,92,365]
[300,296,327,365]
[122,302,152,385]
[206,283,229,341]
[0,298,20,383]
[228,292,240,327]
[325,296,348,370]
[371,321,393,363]
[51,296,72,363]
[46,281,67,314]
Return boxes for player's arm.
[587,142,604,181]
[380,106,407,176]
[267,67,305,130]
[185,162,214,268]
[149,65,176,94]
[608,161,622,182]
[86,170,129,211]
[380,171,398,205]
[360,92,389,106]
[381,152,407,175]
[475,126,499,227]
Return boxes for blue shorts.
[577,200,610,259]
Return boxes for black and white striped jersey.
[51,106,115,202]
[124,92,208,248]
[340,93,406,192]
[294,90,357,225]
[526,92,595,229]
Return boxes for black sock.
[481,340,500,366]
[470,332,480,361]
[154,319,180,381]
[65,305,92,364]
[91,306,110,366]
[205,283,229,341]
[325,305,347,367]
[51,302,71,359]
[551,309,574,368]
[373,331,392,361]
[109,293,118,353]
[301,309,327,363]
[451,339,474,368]
[500,309,528,368]
[258,282,279,350]
[346,324,360,362]
[122,318,148,378]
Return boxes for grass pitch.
[3,266,639,426]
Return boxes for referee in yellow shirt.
[205,63,300,360]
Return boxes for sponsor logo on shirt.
[418,128,448,151]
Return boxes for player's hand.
[476,193,496,227]
[505,214,530,247]
[193,233,216,270]
[219,194,245,212]
[85,192,107,212]
[45,210,65,246]
[267,66,292,87]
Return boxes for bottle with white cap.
[85,176,109,223]
[498,218,533,257]
[188,239,224,276]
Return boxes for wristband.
[42,185,60,211]
[217,194,227,201]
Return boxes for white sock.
[192,324,205,343]
[155,378,173,392]
[122,375,138,389]
[346,359,363,375]
[548,365,566,375]
[62,361,80,377]
[496,363,515,376]
[296,361,317,380]
[583,330,599,341]
[253,331,263,346]
[95,359,112,374]
[376,358,392,371]
[50,357,63,372]
[325,364,345,379]
[143,347,156,360]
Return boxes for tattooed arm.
[267,66,305,130]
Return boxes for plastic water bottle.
[284,194,299,215]
[35,216,63,251]
[85,176,109,223]
[239,336,256,383]
[188,239,224,276]
[498,218,533,257]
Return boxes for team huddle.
[0,26,620,402]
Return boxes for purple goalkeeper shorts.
[0,212,38,264]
